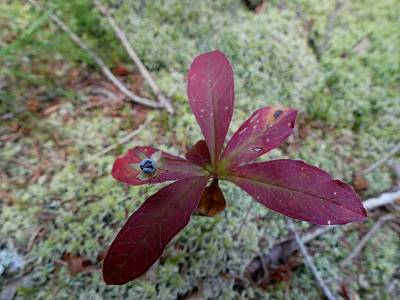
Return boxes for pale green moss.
[1,0,399,299]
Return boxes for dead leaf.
[61,252,94,275]
[25,98,40,112]
[255,1,266,14]
[67,67,81,84]
[0,191,17,205]
[8,122,20,133]
[26,225,46,251]
[113,64,129,77]
[195,180,226,217]
[130,72,144,96]
[341,282,359,300]
[42,104,61,116]
[0,131,23,142]
[352,174,369,192]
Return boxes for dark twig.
[288,220,337,300]
[340,214,395,267]
[93,0,174,114]
[25,0,163,110]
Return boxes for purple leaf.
[112,146,205,185]
[222,107,297,168]
[103,176,209,285]
[185,140,211,169]
[187,50,234,165]
[228,160,367,225]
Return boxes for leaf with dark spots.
[187,50,234,165]
[185,140,211,169]
[195,180,226,217]
[102,176,209,285]
[222,107,297,168]
[228,160,367,225]
[61,252,94,275]
[112,146,205,185]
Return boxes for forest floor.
[1,1,399,299]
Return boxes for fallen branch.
[361,142,400,176]
[93,0,174,114]
[25,0,163,110]
[340,214,395,267]
[245,189,400,283]
[87,115,154,161]
[288,220,337,300]
[363,189,400,210]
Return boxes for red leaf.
[102,176,209,284]
[228,160,367,225]
[222,107,297,168]
[185,140,211,168]
[112,64,129,76]
[112,146,205,185]
[187,50,234,165]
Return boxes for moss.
[1,0,399,299]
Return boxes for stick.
[245,188,400,282]
[288,189,400,245]
[233,201,254,239]
[93,0,174,114]
[361,142,400,176]
[300,189,400,243]
[387,159,400,182]
[25,0,162,110]
[87,115,154,161]
[288,220,337,300]
[363,189,400,210]
[340,214,395,267]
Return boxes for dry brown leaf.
[195,180,226,217]
[61,252,94,275]
[352,174,369,192]
[26,98,40,112]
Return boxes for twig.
[233,201,254,239]
[340,214,395,267]
[245,188,400,282]
[25,0,162,110]
[87,115,154,161]
[387,159,400,182]
[93,0,174,114]
[299,189,400,243]
[288,219,337,300]
[363,189,400,210]
[361,142,400,176]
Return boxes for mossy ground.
[1,0,399,299]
